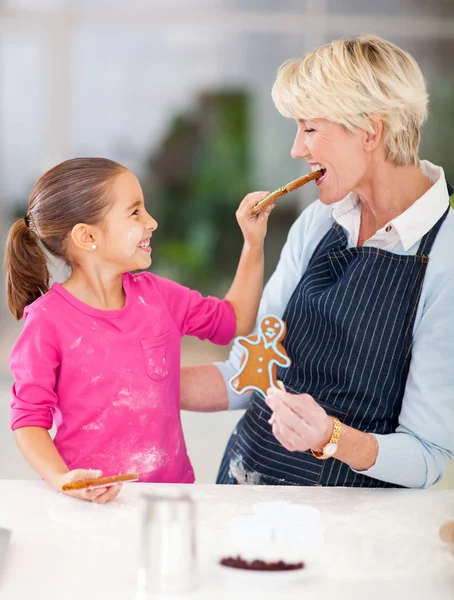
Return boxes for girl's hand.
[236,192,275,248]
[265,382,333,453]
[58,469,122,504]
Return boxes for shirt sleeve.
[353,273,454,488]
[154,276,236,345]
[10,306,61,431]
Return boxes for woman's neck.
[354,161,432,245]
[62,269,126,310]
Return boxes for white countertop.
[0,481,453,600]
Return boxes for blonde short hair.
[271,34,428,167]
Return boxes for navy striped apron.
[217,191,452,487]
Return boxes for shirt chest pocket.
[140,333,170,381]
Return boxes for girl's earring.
[92,244,97,250]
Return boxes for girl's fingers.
[237,191,267,211]
[82,487,108,500]
[92,484,123,504]
[110,485,122,502]
[256,203,275,221]
[238,192,269,214]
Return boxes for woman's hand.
[236,192,274,249]
[58,469,122,504]
[265,382,333,452]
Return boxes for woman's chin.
[318,183,350,205]
[318,192,342,206]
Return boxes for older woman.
[181,34,454,488]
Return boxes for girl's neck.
[62,270,126,311]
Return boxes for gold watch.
[311,417,342,460]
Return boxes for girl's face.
[98,170,158,273]
[291,118,370,204]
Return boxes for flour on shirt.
[82,420,103,431]
[126,449,165,474]
[145,355,169,379]
[112,387,157,410]
[71,336,83,349]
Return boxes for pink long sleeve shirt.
[10,272,236,483]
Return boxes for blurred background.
[0,0,453,487]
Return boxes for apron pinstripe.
[217,190,452,487]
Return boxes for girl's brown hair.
[4,157,126,320]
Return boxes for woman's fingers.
[266,385,327,451]
[268,397,305,433]
[272,421,298,452]
[272,415,317,453]
[267,386,320,422]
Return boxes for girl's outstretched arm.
[225,191,274,336]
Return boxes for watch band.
[311,417,342,460]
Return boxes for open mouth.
[137,238,151,252]
[311,164,327,185]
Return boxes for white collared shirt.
[332,160,449,251]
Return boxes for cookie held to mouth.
[250,169,325,216]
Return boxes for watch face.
[324,443,338,456]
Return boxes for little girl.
[5,158,273,503]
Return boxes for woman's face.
[291,118,369,205]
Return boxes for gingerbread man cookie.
[229,314,291,398]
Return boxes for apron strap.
[417,180,452,256]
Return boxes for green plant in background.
[142,79,454,296]
[421,79,454,208]
[143,92,251,295]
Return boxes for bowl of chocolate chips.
[214,541,313,586]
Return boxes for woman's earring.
[92,244,97,250]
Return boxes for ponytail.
[4,217,50,320]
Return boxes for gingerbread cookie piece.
[229,315,291,398]
[250,170,324,217]
[61,472,139,491]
